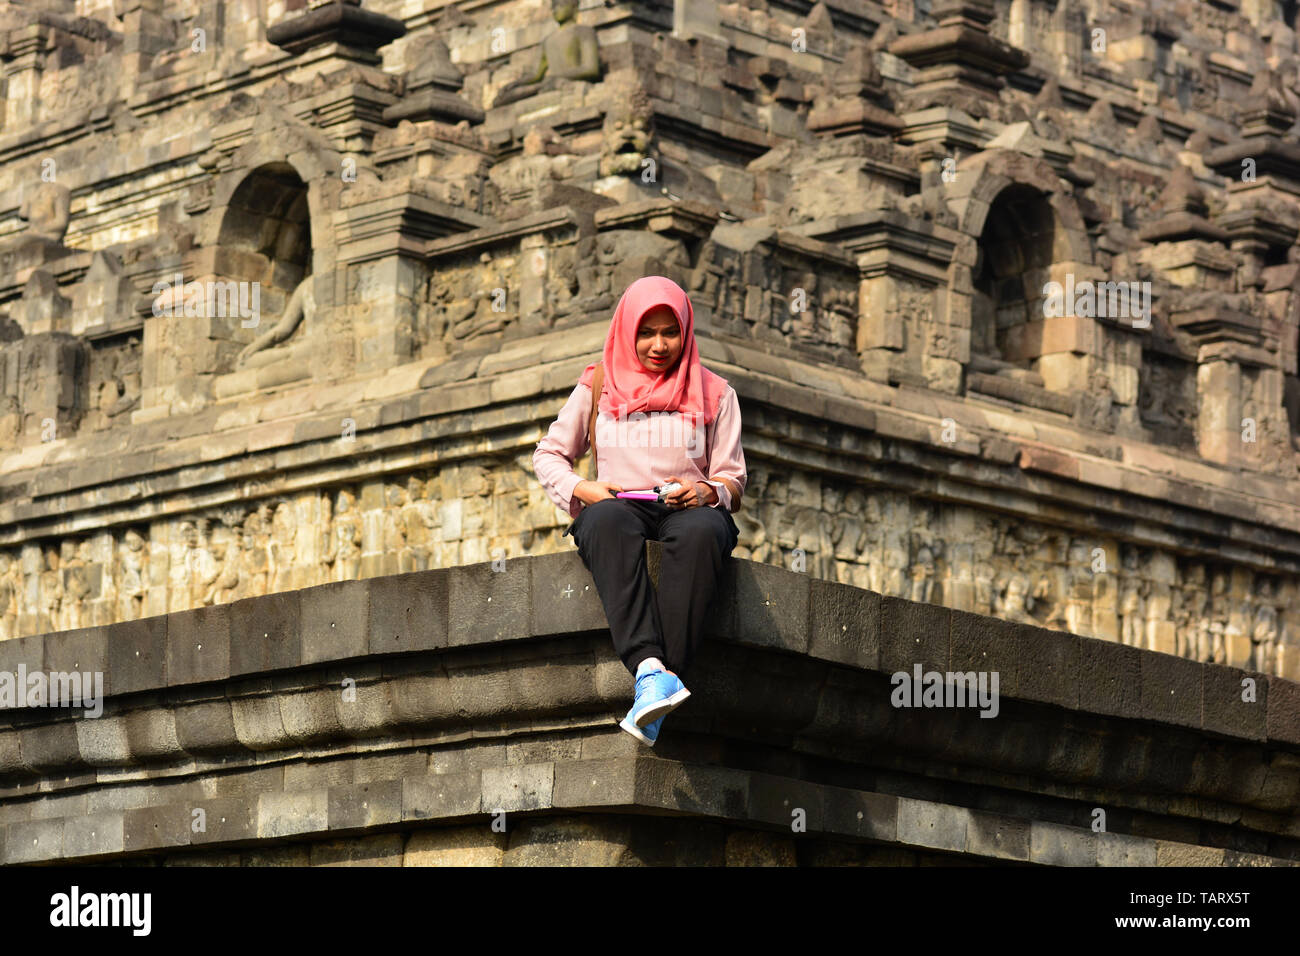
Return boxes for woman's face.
[636,305,682,372]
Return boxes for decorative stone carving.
[236,275,315,368]
[1250,577,1281,675]
[0,553,19,641]
[17,182,71,244]
[1118,546,1147,648]
[492,0,601,107]
[383,34,482,126]
[325,489,363,583]
[115,530,147,623]
[37,548,62,635]
[997,564,1038,624]
[266,0,406,58]
[0,0,1297,692]
[599,85,653,179]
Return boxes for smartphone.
[616,482,682,502]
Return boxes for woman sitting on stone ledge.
[532,275,747,747]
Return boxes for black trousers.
[564,497,739,682]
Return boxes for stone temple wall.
[1,550,1296,865]
[0,0,1299,694]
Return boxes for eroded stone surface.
[0,0,1297,690]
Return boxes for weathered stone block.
[529,552,608,636]
[723,829,797,866]
[43,626,109,689]
[404,825,504,866]
[167,604,231,687]
[481,762,554,813]
[75,714,132,766]
[821,786,898,843]
[328,779,403,831]
[1029,820,1095,866]
[1155,842,1225,866]
[1077,636,1141,718]
[1096,831,1158,866]
[123,804,191,853]
[107,616,167,697]
[301,580,370,665]
[367,570,450,655]
[733,560,810,655]
[447,560,532,647]
[190,795,257,846]
[633,758,748,818]
[277,685,345,744]
[19,722,84,772]
[880,596,950,675]
[230,693,289,751]
[173,699,245,755]
[62,811,126,859]
[257,790,328,839]
[243,845,312,866]
[552,756,636,808]
[5,818,64,863]
[333,669,400,739]
[897,797,967,853]
[122,708,184,761]
[701,553,739,640]
[1202,663,1266,741]
[310,832,406,866]
[229,590,302,676]
[0,635,44,686]
[0,728,29,776]
[747,773,825,832]
[1266,676,1300,748]
[964,809,1030,861]
[1006,621,1079,709]
[948,607,1008,692]
[403,771,483,821]
[1139,651,1202,730]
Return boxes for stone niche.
[941,147,1141,418]
[136,160,315,414]
[0,332,87,447]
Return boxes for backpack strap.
[586,361,604,480]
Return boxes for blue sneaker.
[619,712,664,746]
[631,670,691,727]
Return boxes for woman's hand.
[574,480,623,505]
[662,476,716,509]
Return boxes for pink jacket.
[533,380,748,518]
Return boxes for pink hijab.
[578,276,728,430]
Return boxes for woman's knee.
[672,508,732,547]
[583,497,629,522]
[574,498,636,539]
